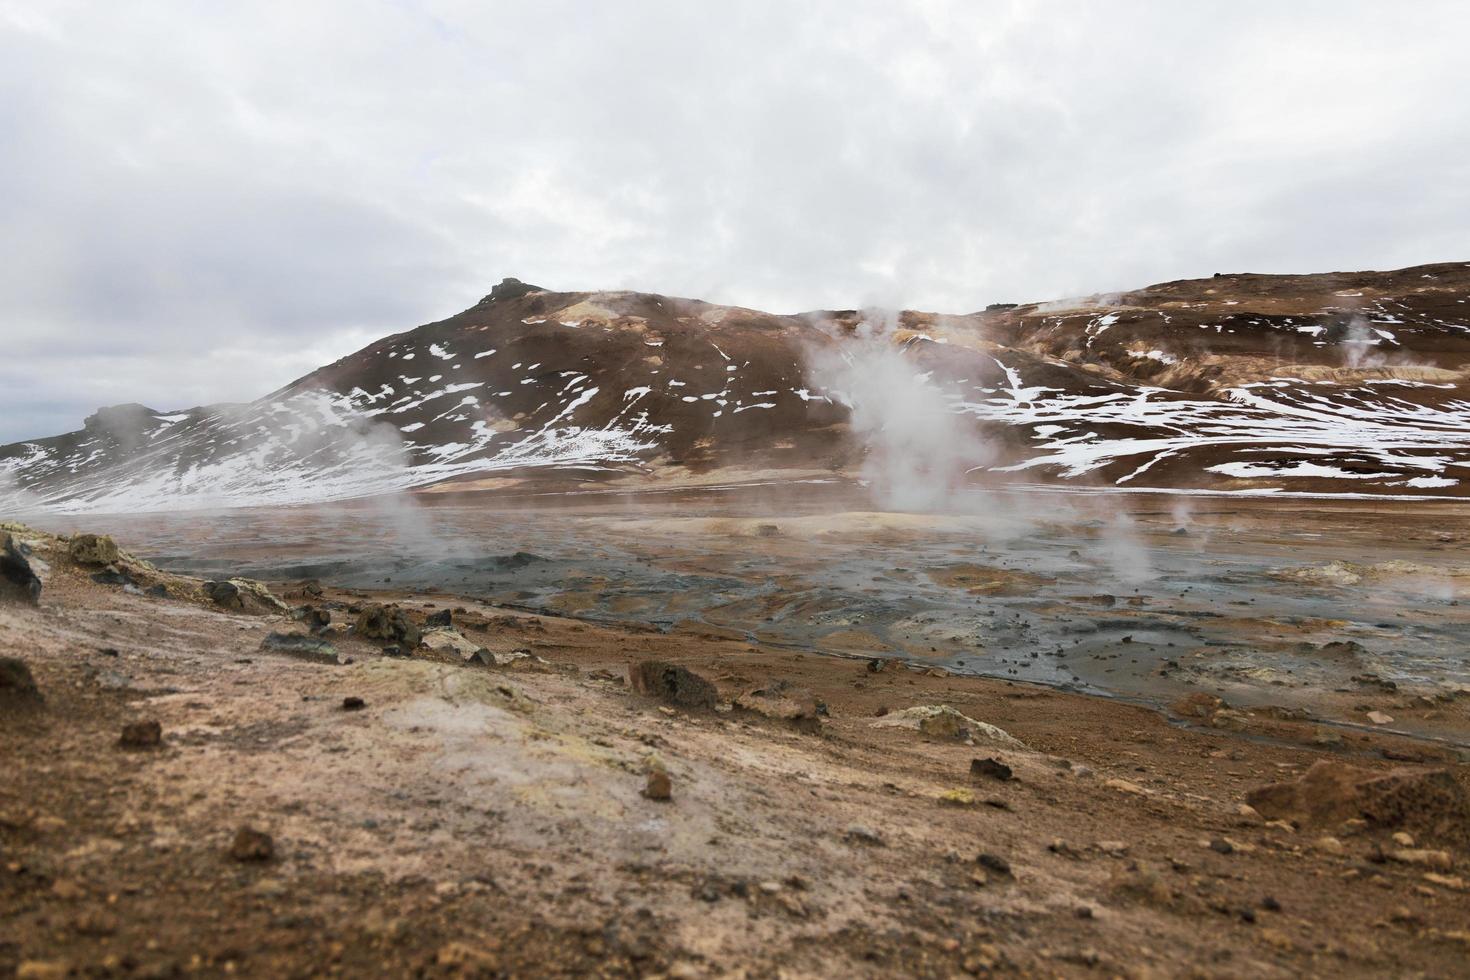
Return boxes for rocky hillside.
[4,264,1470,513]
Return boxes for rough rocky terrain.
[3,263,1469,514]
[3,523,1468,977]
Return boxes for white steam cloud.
[803,312,996,512]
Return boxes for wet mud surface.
[57,485,1470,743]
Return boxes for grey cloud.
[1,0,1468,442]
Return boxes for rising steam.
[803,311,996,512]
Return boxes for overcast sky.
[2,1,1468,442]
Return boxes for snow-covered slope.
[4,265,1470,514]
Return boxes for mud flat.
[66,486,1470,744]
[3,520,1470,977]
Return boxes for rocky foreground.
[2,524,1469,978]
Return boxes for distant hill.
[4,263,1469,514]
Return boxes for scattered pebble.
[970,757,1013,781]
[117,720,162,750]
[229,826,275,862]
[643,770,672,801]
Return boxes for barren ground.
[3,520,1470,979]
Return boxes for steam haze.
[3,1,1469,442]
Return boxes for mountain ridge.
[4,262,1469,513]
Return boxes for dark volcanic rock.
[628,660,718,710]
[0,532,42,604]
[91,564,136,587]
[203,580,241,608]
[229,826,274,862]
[425,608,452,628]
[485,277,543,303]
[293,605,332,631]
[970,757,1014,782]
[203,578,288,615]
[355,603,421,649]
[260,632,342,664]
[118,720,163,749]
[0,656,42,705]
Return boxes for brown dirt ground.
[2,530,1469,979]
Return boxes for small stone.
[643,770,672,801]
[229,826,274,862]
[50,879,86,900]
[342,696,366,711]
[15,961,71,980]
[1312,729,1345,748]
[1208,837,1234,855]
[938,788,976,807]
[1105,778,1149,796]
[977,853,1012,877]
[426,608,452,628]
[1313,836,1346,856]
[1366,710,1393,725]
[1388,848,1453,871]
[1391,831,1415,847]
[1423,872,1466,890]
[1095,840,1129,857]
[844,824,886,847]
[970,757,1013,781]
[118,720,162,749]
[1170,692,1223,719]
[0,656,42,704]
[628,660,718,710]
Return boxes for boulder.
[0,532,42,604]
[425,608,452,628]
[355,603,422,648]
[292,605,332,631]
[67,533,120,566]
[628,660,718,710]
[872,705,1023,747]
[733,680,822,731]
[1170,692,1224,720]
[421,628,485,661]
[1246,761,1470,846]
[203,578,289,615]
[203,580,241,608]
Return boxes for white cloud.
[2,0,1468,441]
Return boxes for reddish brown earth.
[3,526,1469,978]
[4,263,1468,513]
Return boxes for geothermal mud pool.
[58,485,1470,743]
